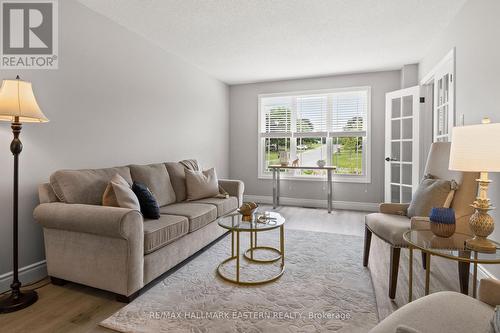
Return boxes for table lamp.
[0,76,48,313]
[449,118,500,253]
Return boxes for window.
[258,87,371,182]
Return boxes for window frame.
[257,86,371,183]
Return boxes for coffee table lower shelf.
[216,226,285,285]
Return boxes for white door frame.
[420,48,455,142]
[385,85,420,203]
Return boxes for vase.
[279,151,290,166]
[429,207,456,238]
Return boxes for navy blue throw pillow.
[132,182,160,219]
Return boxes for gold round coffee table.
[217,211,285,285]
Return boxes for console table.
[268,165,337,213]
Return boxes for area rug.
[100,229,378,332]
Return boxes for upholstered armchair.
[369,278,500,333]
[363,142,478,298]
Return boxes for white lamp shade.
[449,123,500,172]
[0,79,48,123]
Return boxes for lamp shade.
[0,78,48,123]
[449,123,500,172]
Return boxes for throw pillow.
[102,173,140,210]
[407,176,455,218]
[185,168,219,201]
[132,182,160,219]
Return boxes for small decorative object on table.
[238,202,258,221]
[256,211,278,224]
[429,207,456,238]
[292,158,299,167]
[279,151,290,166]
[316,159,326,168]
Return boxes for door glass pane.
[443,74,449,103]
[438,78,443,106]
[402,141,412,162]
[402,95,413,117]
[391,142,400,161]
[392,119,401,140]
[443,105,448,135]
[437,107,444,135]
[391,163,400,183]
[402,164,412,185]
[402,186,412,203]
[391,185,400,203]
[392,98,401,118]
[402,118,412,139]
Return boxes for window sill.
[258,175,371,184]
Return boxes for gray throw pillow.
[185,168,219,201]
[407,177,453,218]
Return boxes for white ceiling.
[78,0,466,85]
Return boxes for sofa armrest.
[218,179,244,205]
[33,202,143,239]
[479,278,500,306]
[410,216,430,230]
[379,203,409,215]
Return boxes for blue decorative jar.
[429,207,456,238]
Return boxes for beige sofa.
[33,161,244,302]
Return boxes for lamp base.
[0,290,38,313]
[465,236,497,253]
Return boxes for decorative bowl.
[429,207,456,238]
[317,160,326,168]
[238,202,258,218]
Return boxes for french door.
[433,58,454,142]
[385,86,420,203]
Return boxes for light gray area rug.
[101,229,378,333]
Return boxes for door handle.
[385,157,398,162]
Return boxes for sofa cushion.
[50,166,132,205]
[130,163,176,206]
[193,196,238,217]
[159,203,217,232]
[185,168,219,201]
[365,213,410,247]
[143,215,189,254]
[165,162,187,202]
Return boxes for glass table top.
[218,211,285,231]
[403,230,500,264]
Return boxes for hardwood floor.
[0,206,463,332]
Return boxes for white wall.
[419,0,500,276]
[0,0,229,286]
[229,71,401,206]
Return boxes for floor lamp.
[0,76,48,313]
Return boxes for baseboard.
[244,194,379,212]
[0,260,47,293]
